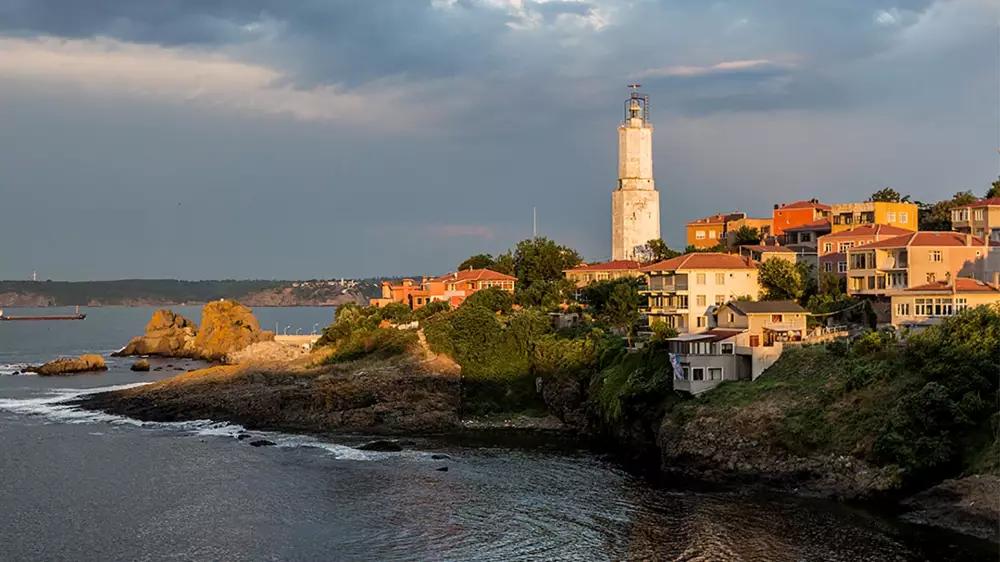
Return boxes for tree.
[987,178,1000,199]
[511,237,582,291]
[457,254,495,271]
[492,251,515,275]
[918,191,977,231]
[603,282,640,346]
[869,187,910,203]
[758,258,805,301]
[637,239,681,263]
[730,225,761,247]
[580,277,642,313]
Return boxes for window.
[696,295,706,307]
[955,298,968,312]
[715,273,725,285]
[887,211,896,222]
[915,298,931,316]
[900,212,908,224]
[727,313,735,323]
[692,368,704,381]
[715,295,726,306]
[681,366,690,380]
[823,262,833,273]
[696,230,706,240]
[867,276,876,290]
[709,367,723,381]
[696,273,706,284]
[749,335,760,347]
[838,261,848,273]
[929,250,942,263]
[896,302,910,316]
[839,241,855,253]
[823,242,833,253]
[721,343,734,354]
[709,230,717,239]
[927,272,936,283]
[696,316,706,328]
[771,314,783,323]
[974,209,984,221]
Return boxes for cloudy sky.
[1,0,998,280]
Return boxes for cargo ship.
[0,306,86,321]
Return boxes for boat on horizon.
[0,306,86,321]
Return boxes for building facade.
[611,88,660,260]
[641,253,759,333]
[829,201,918,234]
[563,260,643,288]
[817,224,911,277]
[370,268,516,310]
[951,197,1000,243]
[890,277,1000,328]
[686,212,745,249]
[845,232,999,298]
[772,200,830,237]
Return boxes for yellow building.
[890,277,1000,329]
[641,253,759,333]
[829,201,918,234]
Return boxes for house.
[951,197,1000,243]
[772,199,830,237]
[781,219,830,248]
[724,216,772,247]
[664,300,808,394]
[686,212,746,249]
[890,276,1000,329]
[739,243,817,273]
[817,224,912,277]
[845,231,999,297]
[829,201,918,234]
[563,260,643,288]
[641,253,759,333]
[370,268,516,310]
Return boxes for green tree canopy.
[731,225,761,247]
[511,237,581,290]
[636,239,681,263]
[869,187,910,202]
[758,258,806,301]
[457,254,495,271]
[987,178,1000,199]
[580,277,642,314]
[918,191,977,231]
[603,282,640,345]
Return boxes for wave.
[0,363,30,376]
[0,383,400,462]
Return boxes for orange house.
[772,199,830,237]
[370,268,516,310]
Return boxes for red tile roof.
[740,244,794,253]
[434,268,516,283]
[565,260,641,272]
[777,200,831,211]
[905,278,1000,293]
[783,219,831,232]
[957,197,1000,208]
[642,252,756,271]
[820,224,912,239]
[686,212,746,226]
[851,231,998,250]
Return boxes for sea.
[0,306,994,561]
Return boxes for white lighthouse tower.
[611,85,660,261]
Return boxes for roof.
[784,219,831,233]
[740,245,795,254]
[668,328,744,343]
[434,268,516,283]
[904,278,1000,294]
[820,224,912,239]
[851,231,998,250]
[957,197,1000,209]
[725,300,808,315]
[641,252,756,272]
[776,200,831,211]
[564,260,641,272]
[686,212,745,226]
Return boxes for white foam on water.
[0,383,384,461]
[0,363,30,376]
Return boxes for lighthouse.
[611,85,660,261]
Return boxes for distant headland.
[0,279,380,307]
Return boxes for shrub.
[462,287,514,314]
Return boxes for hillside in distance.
[0,279,378,307]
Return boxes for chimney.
[993,271,999,289]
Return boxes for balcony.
[645,275,689,293]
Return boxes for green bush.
[324,327,418,364]
[462,287,513,314]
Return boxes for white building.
[611,86,661,260]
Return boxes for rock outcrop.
[114,309,198,357]
[29,354,107,376]
[114,301,273,362]
[901,475,1000,542]
[225,341,309,365]
[193,300,274,361]
[130,359,151,372]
